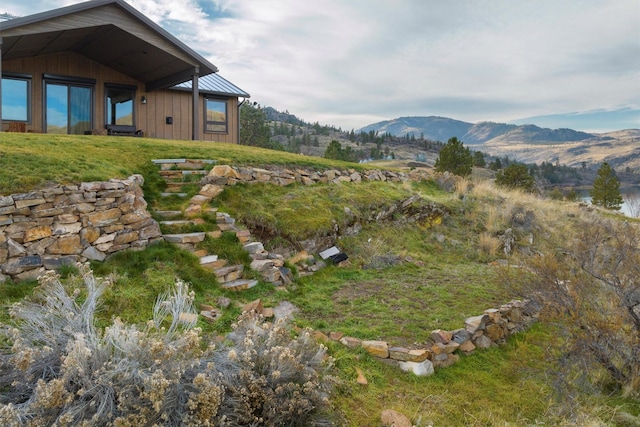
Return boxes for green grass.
[0,133,366,195]
[1,133,636,426]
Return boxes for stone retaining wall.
[0,175,162,283]
[318,299,540,376]
[202,164,432,187]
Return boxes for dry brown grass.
[478,232,502,256]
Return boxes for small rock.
[473,334,493,349]
[339,336,362,348]
[217,297,231,309]
[362,340,389,358]
[242,298,263,315]
[200,310,220,323]
[458,340,476,354]
[430,329,452,344]
[355,367,368,386]
[399,359,434,376]
[329,331,344,341]
[381,409,411,427]
[199,303,214,312]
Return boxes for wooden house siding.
[1,51,239,143]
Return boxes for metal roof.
[172,73,250,98]
[0,0,223,92]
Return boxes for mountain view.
[358,116,640,170]
[263,108,640,173]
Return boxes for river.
[579,185,640,218]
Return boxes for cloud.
[2,0,638,131]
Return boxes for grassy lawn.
[1,133,637,425]
[0,133,363,195]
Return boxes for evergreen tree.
[473,151,486,168]
[490,157,502,171]
[591,162,623,210]
[239,103,272,148]
[434,137,473,177]
[495,163,536,192]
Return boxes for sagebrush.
[0,264,336,426]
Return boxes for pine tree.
[495,163,535,192]
[591,162,623,210]
[434,137,473,177]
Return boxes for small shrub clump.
[0,264,336,426]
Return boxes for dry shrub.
[0,264,335,426]
[521,217,640,399]
[454,176,470,198]
[484,205,506,235]
[478,232,501,257]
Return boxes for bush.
[495,164,536,192]
[0,264,336,426]
[434,137,473,177]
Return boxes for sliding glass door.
[45,82,92,134]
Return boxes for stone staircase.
[152,159,292,292]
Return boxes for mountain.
[359,116,472,142]
[357,116,640,170]
[358,116,596,145]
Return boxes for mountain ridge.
[356,116,640,170]
[357,115,626,144]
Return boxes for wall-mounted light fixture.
[141,95,147,104]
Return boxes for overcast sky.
[3,0,639,132]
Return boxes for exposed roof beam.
[146,68,202,92]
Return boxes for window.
[205,98,227,133]
[106,85,135,126]
[45,81,92,135]
[1,74,31,122]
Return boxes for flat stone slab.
[182,170,208,175]
[154,210,182,218]
[160,220,196,226]
[399,359,435,376]
[200,255,219,264]
[222,279,259,292]
[163,232,205,244]
[319,246,340,259]
[152,159,215,164]
[152,159,187,164]
[160,192,187,197]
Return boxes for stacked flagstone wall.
[201,164,432,186]
[319,299,540,376]
[0,175,162,283]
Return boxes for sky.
[3,0,640,133]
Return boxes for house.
[0,0,249,142]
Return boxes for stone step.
[159,170,209,177]
[200,254,218,264]
[160,192,187,197]
[214,264,244,283]
[160,220,196,226]
[163,232,206,244]
[165,182,193,191]
[155,210,183,218]
[222,279,259,292]
[201,257,228,270]
[153,158,216,170]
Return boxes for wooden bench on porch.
[106,124,143,137]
